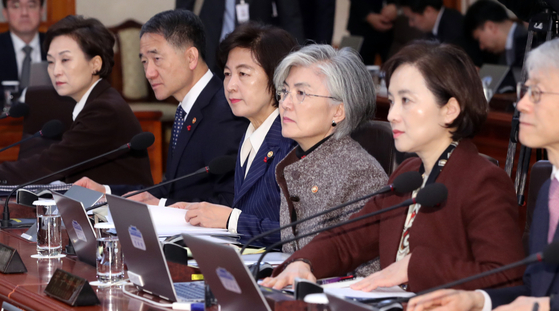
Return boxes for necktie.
[548,178,559,244]
[20,45,33,89]
[220,0,236,41]
[171,105,186,151]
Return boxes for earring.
[331,120,337,127]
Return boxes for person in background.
[299,0,336,45]
[170,23,298,247]
[464,0,527,68]
[272,44,388,276]
[75,10,248,206]
[175,0,305,77]
[263,41,525,292]
[407,38,559,311]
[0,0,46,97]
[347,0,398,64]
[0,15,153,186]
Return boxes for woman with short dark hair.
[170,23,298,247]
[0,15,153,185]
[263,41,525,292]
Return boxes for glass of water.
[95,223,124,283]
[2,81,19,114]
[34,200,62,257]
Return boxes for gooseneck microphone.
[252,183,449,279]
[0,103,30,120]
[0,119,64,153]
[373,240,559,306]
[84,155,237,211]
[239,171,424,254]
[1,132,155,228]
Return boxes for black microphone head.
[543,241,559,265]
[8,103,29,118]
[129,132,155,151]
[208,155,237,175]
[392,171,423,194]
[415,183,448,207]
[40,120,64,138]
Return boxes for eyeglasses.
[276,88,341,105]
[517,82,559,104]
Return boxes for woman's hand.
[261,261,316,290]
[407,289,485,311]
[351,253,411,291]
[172,202,232,228]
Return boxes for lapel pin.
[187,125,192,131]
[192,117,197,124]
[267,151,274,158]
[263,156,268,163]
[311,186,318,193]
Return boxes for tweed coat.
[273,139,525,292]
[276,135,388,254]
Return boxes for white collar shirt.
[72,78,102,121]
[178,69,213,119]
[10,32,42,78]
[239,109,279,178]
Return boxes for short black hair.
[464,0,509,38]
[43,15,115,79]
[140,9,206,62]
[217,22,298,107]
[2,0,44,8]
[400,0,443,13]
[383,41,488,141]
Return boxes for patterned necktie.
[20,45,33,89]
[171,105,186,151]
[548,178,559,244]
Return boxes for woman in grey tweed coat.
[274,45,388,275]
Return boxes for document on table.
[322,278,415,299]
[105,204,229,236]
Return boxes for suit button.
[290,195,300,202]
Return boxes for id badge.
[236,2,250,24]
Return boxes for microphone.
[252,183,448,279]
[371,240,559,307]
[1,132,155,228]
[0,119,64,153]
[0,103,29,120]
[84,155,237,211]
[239,171,423,254]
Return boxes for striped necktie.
[171,105,186,151]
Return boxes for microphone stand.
[251,197,418,280]
[2,144,131,228]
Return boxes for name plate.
[0,243,26,274]
[44,268,99,306]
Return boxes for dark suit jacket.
[141,75,248,206]
[487,179,559,309]
[176,0,305,74]
[499,23,528,68]
[0,79,153,186]
[234,115,296,246]
[273,139,525,292]
[0,31,46,93]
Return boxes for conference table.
[0,203,311,311]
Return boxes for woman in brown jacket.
[263,41,525,292]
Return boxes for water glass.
[34,200,62,257]
[2,80,19,113]
[95,223,124,283]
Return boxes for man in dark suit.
[400,0,488,66]
[407,38,559,311]
[76,10,248,206]
[0,0,46,95]
[175,0,305,75]
[347,0,398,64]
[464,0,528,68]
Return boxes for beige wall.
[76,0,175,27]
